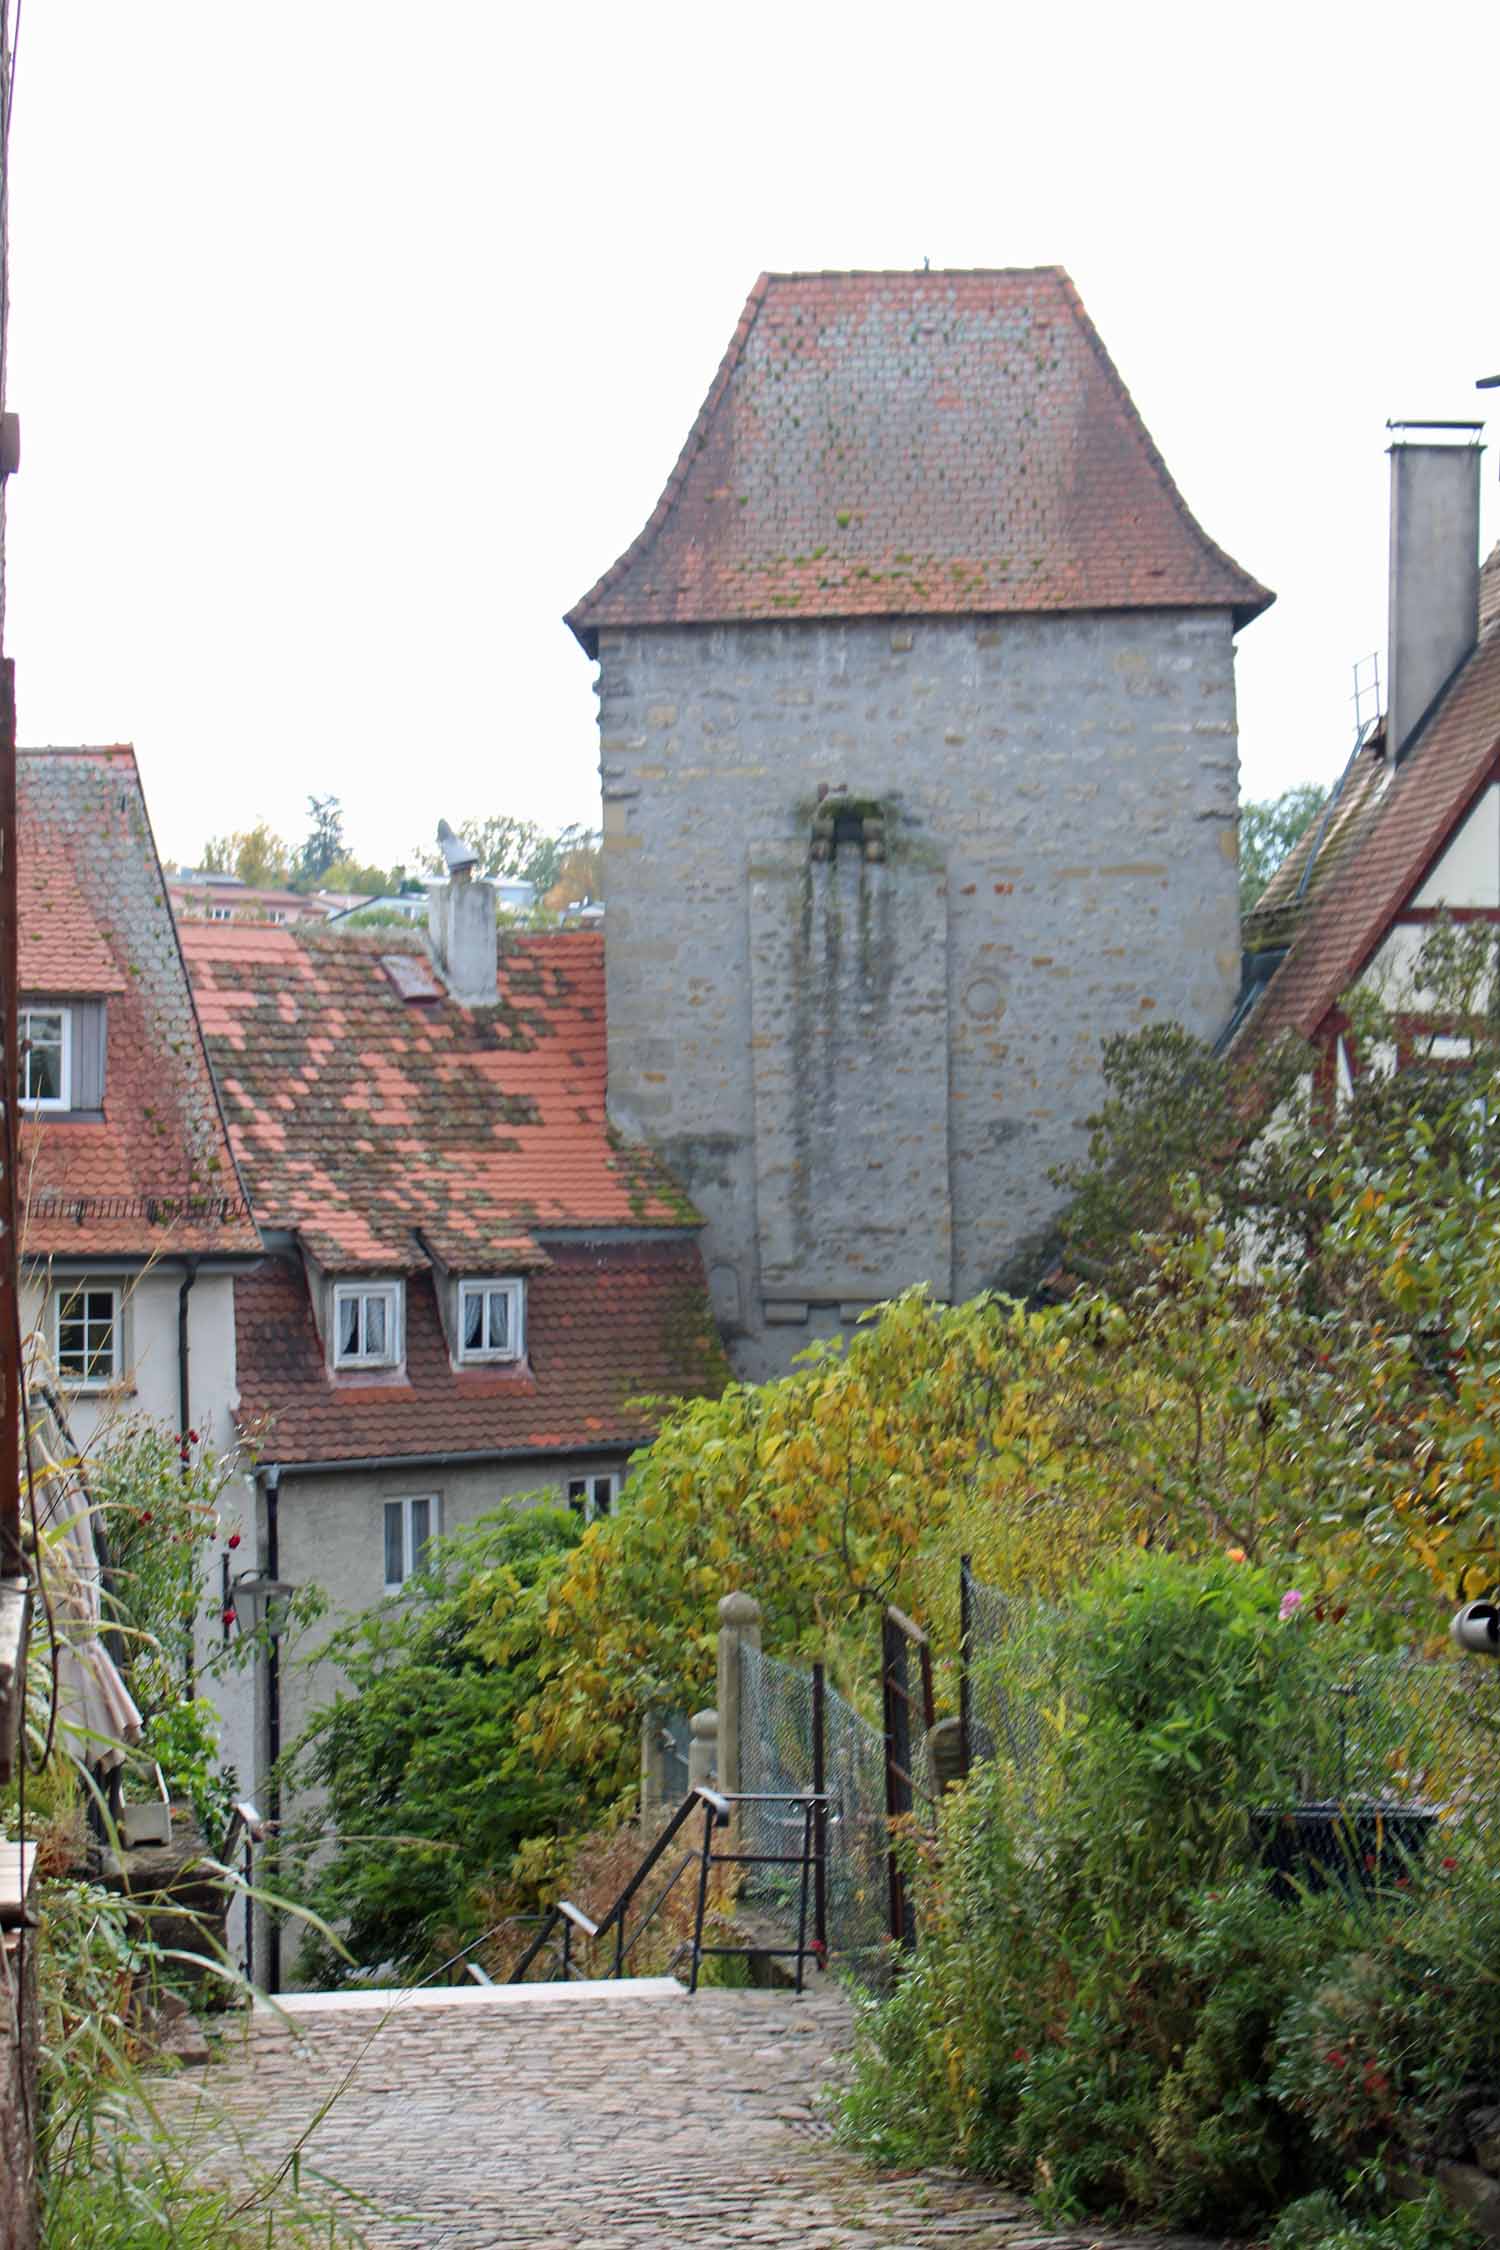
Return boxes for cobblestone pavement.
[150,1983,1236,2249]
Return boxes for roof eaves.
[1053,270,1273,630]
[565,271,773,655]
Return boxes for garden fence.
[738,1641,901,1983]
[959,1558,1500,1879]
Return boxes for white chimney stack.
[426,820,498,1005]
[1386,431,1483,767]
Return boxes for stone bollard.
[640,1712,668,1830]
[688,1710,718,1791]
[716,1591,761,1801]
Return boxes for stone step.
[256,1974,685,2016]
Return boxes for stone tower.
[568,268,1272,1380]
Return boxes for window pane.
[22,1013,64,1103]
[365,1294,386,1357]
[566,1479,586,1515]
[593,1478,613,1519]
[384,1503,404,1587]
[462,1290,483,1351]
[487,1291,510,1352]
[409,1499,431,1572]
[338,1295,360,1357]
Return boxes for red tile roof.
[18,750,260,1257]
[235,1242,724,1468]
[1237,624,1500,1052]
[20,836,126,993]
[179,922,697,1271]
[568,268,1272,649]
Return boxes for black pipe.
[265,1473,282,1992]
[176,1258,199,1464]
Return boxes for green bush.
[841,1551,1481,2232]
[286,1504,596,1980]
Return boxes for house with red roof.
[17,746,262,1461]
[1237,432,1500,1079]
[570,266,1273,1379]
[180,850,723,1937]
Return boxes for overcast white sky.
[4,2,1496,872]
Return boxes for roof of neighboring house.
[17,749,260,1257]
[568,267,1272,650]
[179,922,697,1272]
[1237,572,1500,1053]
[1241,736,1389,957]
[235,1243,724,1468]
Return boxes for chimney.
[1386,430,1483,766]
[426,820,498,1005]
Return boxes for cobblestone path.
[151,1983,1235,2249]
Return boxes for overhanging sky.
[5,0,1495,870]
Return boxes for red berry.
[221,1608,236,1627]
[228,1531,241,1550]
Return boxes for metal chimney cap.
[436,820,479,880]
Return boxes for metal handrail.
[510,1784,724,1984]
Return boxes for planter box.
[1251,1800,1439,1902]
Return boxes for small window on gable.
[333,1281,402,1369]
[20,1005,70,1109]
[567,1472,618,1524]
[55,1282,121,1389]
[384,1494,438,1592]
[457,1278,525,1364]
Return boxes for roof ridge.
[1052,270,1272,626]
[566,273,772,649]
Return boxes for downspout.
[176,1257,199,1692]
[176,1257,199,1465]
[264,1466,282,1993]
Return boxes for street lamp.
[227,1572,295,1638]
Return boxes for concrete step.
[256,1975,685,2016]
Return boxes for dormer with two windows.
[307,1263,530,1381]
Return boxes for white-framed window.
[567,1472,618,1524]
[55,1282,121,1389]
[208,906,234,922]
[19,1005,70,1109]
[383,1494,439,1592]
[457,1277,526,1363]
[333,1280,402,1368]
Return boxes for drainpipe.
[264,1467,283,1993]
[176,1257,199,1466]
[176,1258,200,1691]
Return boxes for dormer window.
[333,1280,402,1369]
[457,1277,525,1364]
[20,1005,70,1109]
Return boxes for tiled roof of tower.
[567,268,1273,649]
[17,749,260,1257]
[179,923,698,1271]
[235,1244,725,1467]
[1235,623,1500,1054]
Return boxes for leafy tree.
[318,853,399,897]
[297,794,346,886]
[286,1505,590,1979]
[410,816,600,898]
[196,822,292,888]
[1241,782,1328,919]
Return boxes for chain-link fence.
[738,1642,897,1982]
[960,1562,1500,1894]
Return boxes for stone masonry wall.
[598,611,1242,1382]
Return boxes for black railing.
[510,1783,830,1994]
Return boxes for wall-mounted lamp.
[228,1572,295,1638]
